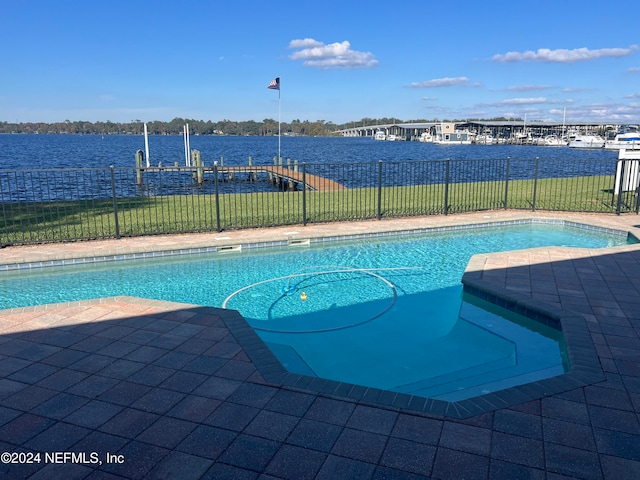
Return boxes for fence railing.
[1,158,638,245]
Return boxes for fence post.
[213,162,222,232]
[532,157,539,211]
[504,157,510,209]
[613,160,625,215]
[616,160,625,215]
[109,166,121,239]
[302,162,307,226]
[444,159,450,215]
[377,160,383,220]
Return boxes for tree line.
[0,116,520,136]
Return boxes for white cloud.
[562,87,592,93]
[496,97,549,105]
[407,77,469,88]
[492,45,638,63]
[626,93,640,98]
[628,67,640,73]
[552,103,640,121]
[505,85,554,91]
[288,38,378,69]
[288,38,325,49]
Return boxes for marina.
[339,120,640,147]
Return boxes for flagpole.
[268,77,281,162]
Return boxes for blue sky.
[1,0,639,125]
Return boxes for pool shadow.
[225,274,604,418]
[3,245,637,424]
[227,241,640,417]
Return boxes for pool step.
[393,354,515,395]
[266,342,317,377]
[430,364,566,402]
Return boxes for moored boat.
[433,122,474,145]
[474,133,494,145]
[418,131,434,143]
[568,134,605,149]
[605,127,640,150]
[543,135,566,146]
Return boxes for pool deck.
[1,211,640,479]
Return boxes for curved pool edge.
[225,238,640,418]
[222,294,605,419]
[2,212,640,419]
[0,290,617,420]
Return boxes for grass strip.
[0,175,626,244]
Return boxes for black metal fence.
[1,157,638,245]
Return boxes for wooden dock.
[219,165,345,191]
[139,165,346,191]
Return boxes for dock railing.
[1,157,638,245]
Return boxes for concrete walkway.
[1,212,640,479]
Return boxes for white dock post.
[183,124,192,167]
[183,125,188,166]
[186,123,191,166]
[144,123,150,167]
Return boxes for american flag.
[268,77,280,90]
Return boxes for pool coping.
[0,217,633,272]
[1,217,637,419]
[223,280,606,420]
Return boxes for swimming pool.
[0,221,634,401]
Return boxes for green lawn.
[0,174,629,245]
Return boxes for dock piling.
[248,156,257,181]
[135,150,144,186]
[192,150,203,185]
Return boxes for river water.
[0,134,619,170]
[0,134,622,200]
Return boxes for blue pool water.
[0,223,633,400]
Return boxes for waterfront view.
[2,133,635,246]
[0,133,619,170]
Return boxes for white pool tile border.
[0,218,633,273]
